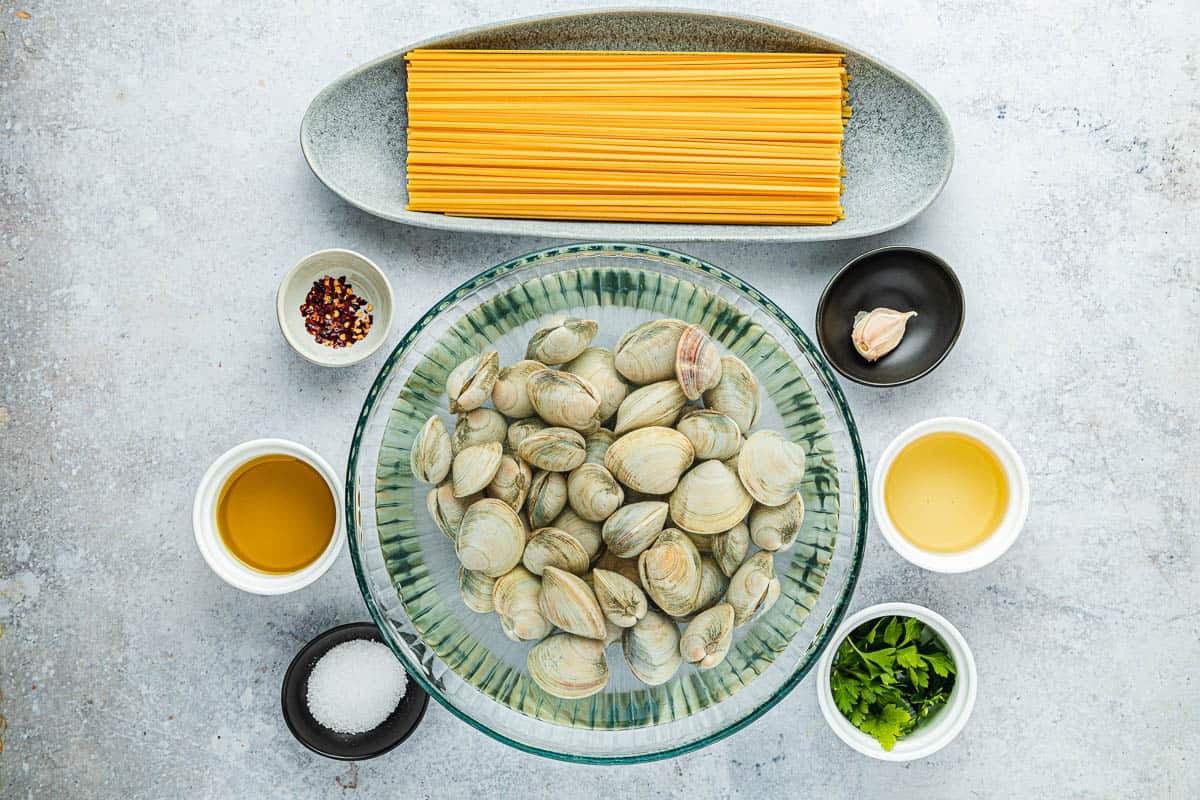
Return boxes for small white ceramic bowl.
[193,438,345,594]
[872,416,1030,573]
[276,248,394,367]
[817,602,977,762]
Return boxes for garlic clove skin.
[851,308,917,362]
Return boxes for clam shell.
[492,565,549,642]
[486,454,531,511]
[451,408,508,454]
[613,380,688,435]
[749,492,805,551]
[539,566,607,640]
[604,426,694,495]
[451,441,504,498]
[550,507,603,562]
[456,497,526,577]
[491,360,545,419]
[676,409,743,461]
[702,355,760,434]
[601,500,668,558]
[604,619,624,647]
[517,426,587,472]
[565,347,629,422]
[592,568,649,628]
[527,633,609,699]
[690,556,730,616]
[410,415,452,484]
[427,483,479,542]
[446,351,499,414]
[675,324,723,400]
[523,527,590,576]
[623,609,682,686]
[614,318,688,385]
[506,417,547,453]
[686,532,713,553]
[738,430,807,507]
[526,469,567,529]
[526,316,599,365]
[527,369,602,432]
[712,522,750,577]
[680,603,735,669]
[638,529,702,617]
[459,568,497,613]
[593,548,645,591]
[583,428,616,465]
[669,459,754,535]
[727,551,781,626]
[566,463,625,522]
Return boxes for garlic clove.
[851,308,917,362]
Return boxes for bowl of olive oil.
[194,438,345,594]
[872,417,1029,572]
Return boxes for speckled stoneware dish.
[301,9,953,243]
[347,243,867,763]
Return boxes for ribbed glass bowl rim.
[346,242,869,763]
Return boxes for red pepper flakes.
[299,275,374,349]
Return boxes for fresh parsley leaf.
[895,645,924,669]
[925,651,956,678]
[883,617,902,646]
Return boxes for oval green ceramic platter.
[348,244,867,762]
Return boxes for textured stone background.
[1,1,1197,797]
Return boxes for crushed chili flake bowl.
[276,248,394,367]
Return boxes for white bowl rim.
[275,248,394,367]
[871,416,1030,573]
[192,438,345,594]
[816,602,978,762]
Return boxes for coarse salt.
[306,639,408,734]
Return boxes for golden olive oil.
[217,455,335,574]
[884,432,1009,553]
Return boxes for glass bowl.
[347,243,867,763]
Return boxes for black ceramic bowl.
[816,247,964,387]
[281,622,429,760]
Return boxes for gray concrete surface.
[1,1,1197,797]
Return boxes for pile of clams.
[411,315,808,699]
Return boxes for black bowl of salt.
[281,621,429,760]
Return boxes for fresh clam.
[669,459,754,535]
[527,369,602,432]
[691,556,730,615]
[604,619,624,647]
[749,492,805,551]
[680,603,735,669]
[565,348,629,422]
[550,507,603,562]
[456,497,526,577]
[712,522,750,577]
[686,532,713,553]
[446,351,499,414]
[451,408,508,454]
[593,548,644,591]
[486,454,531,511]
[702,355,760,434]
[623,609,682,686]
[451,441,504,498]
[522,528,590,576]
[459,567,497,613]
[638,529,702,617]
[604,426,695,495]
[410,415,452,484]
[491,360,545,419]
[675,324,723,400]
[738,430,807,507]
[492,566,549,641]
[527,633,609,699]
[427,483,478,542]
[566,463,625,522]
[613,380,688,435]
[583,428,616,465]
[676,409,743,461]
[505,417,547,453]
[526,469,567,529]
[526,316,599,365]
[538,566,607,640]
[727,551,781,626]
[601,500,669,558]
[591,568,648,628]
[614,318,688,385]
[517,427,587,472]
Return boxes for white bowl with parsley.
[816,602,977,761]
